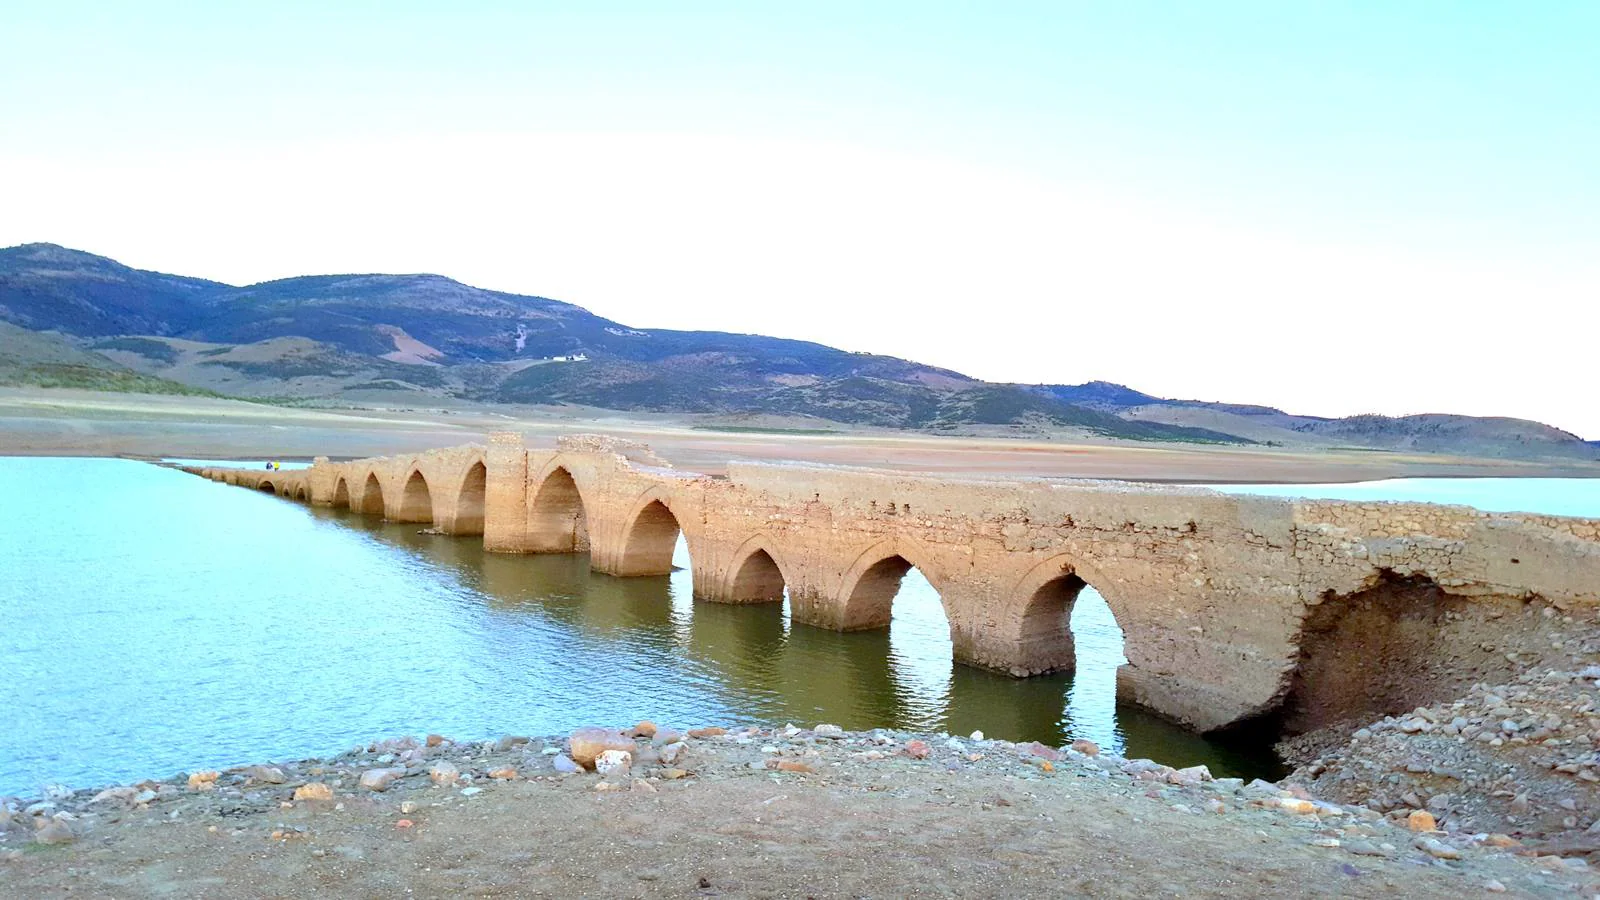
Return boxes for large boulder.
[569,727,634,770]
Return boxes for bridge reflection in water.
[315,506,1283,776]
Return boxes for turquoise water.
[1199,477,1600,518]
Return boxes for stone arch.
[395,469,433,523]
[721,536,790,604]
[1002,554,1127,677]
[615,496,686,577]
[527,464,590,553]
[834,538,951,632]
[356,472,386,516]
[258,480,276,493]
[331,477,350,509]
[294,485,307,502]
[1266,570,1527,737]
[452,460,487,535]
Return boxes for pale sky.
[3,2,1597,436]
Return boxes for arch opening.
[331,478,350,509]
[257,482,276,493]
[453,461,487,535]
[617,499,680,576]
[1266,571,1525,744]
[294,486,307,502]
[527,467,589,553]
[727,547,785,604]
[396,470,433,523]
[357,473,386,516]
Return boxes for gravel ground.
[4,722,1595,898]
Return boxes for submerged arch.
[1006,555,1125,678]
[257,481,276,493]
[294,485,307,502]
[357,473,386,516]
[724,541,787,604]
[395,469,433,523]
[835,540,950,632]
[452,460,487,535]
[527,465,589,553]
[331,477,350,509]
[616,498,682,577]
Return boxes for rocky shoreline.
[5,720,1598,897]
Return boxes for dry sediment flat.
[3,724,1591,899]
[3,387,1597,483]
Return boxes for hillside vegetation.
[1,242,1592,459]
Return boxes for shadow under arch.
[834,537,953,633]
[1002,553,1131,677]
[615,494,688,578]
[331,477,350,509]
[356,472,385,516]
[257,481,276,494]
[293,486,307,502]
[527,464,589,553]
[396,469,433,523]
[721,534,790,604]
[453,460,487,535]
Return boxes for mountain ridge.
[1,242,1592,459]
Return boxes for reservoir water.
[4,459,1597,796]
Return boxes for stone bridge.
[186,433,1600,734]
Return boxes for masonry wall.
[187,434,1600,734]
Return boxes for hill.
[1,242,1593,459]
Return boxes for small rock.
[633,720,658,739]
[658,742,687,766]
[594,750,632,776]
[359,768,405,792]
[187,771,219,792]
[89,787,139,806]
[1414,837,1460,860]
[551,754,582,775]
[686,727,726,739]
[428,762,461,785]
[813,724,845,738]
[33,820,75,845]
[661,768,689,780]
[247,766,286,785]
[488,766,518,781]
[425,734,446,747]
[400,801,418,814]
[771,760,814,774]
[1069,739,1101,757]
[969,730,985,741]
[459,786,482,797]
[1406,810,1437,832]
[292,783,333,801]
[1484,880,1506,893]
[904,740,931,760]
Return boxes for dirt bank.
[3,724,1594,898]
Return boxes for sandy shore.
[4,723,1593,899]
[4,387,1598,483]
